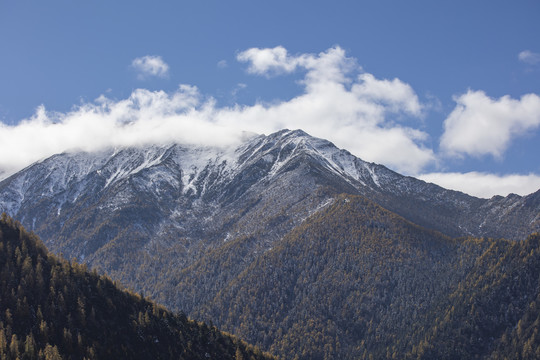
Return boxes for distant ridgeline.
[0,214,273,360]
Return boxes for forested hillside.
[412,233,540,359]
[0,214,273,360]
[190,195,540,359]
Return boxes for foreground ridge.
[0,214,274,360]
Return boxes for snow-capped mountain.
[0,128,537,290]
[1,128,539,358]
[1,129,537,259]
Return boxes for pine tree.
[23,333,37,359]
[9,333,20,359]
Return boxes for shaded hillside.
[190,195,540,359]
[411,233,540,359]
[194,194,460,359]
[0,214,273,360]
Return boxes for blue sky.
[1,0,540,197]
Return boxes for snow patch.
[366,165,381,187]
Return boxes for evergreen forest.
[0,214,273,360]
[182,195,540,359]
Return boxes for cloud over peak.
[2,46,540,197]
[0,46,435,179]
[132,55,169,79]
[419,172,540,198]
[234,46,431,173]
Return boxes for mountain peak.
[0,128,539,360]
[0,128,538,261]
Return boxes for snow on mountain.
[0,129,538,266]
[1,128,538,360]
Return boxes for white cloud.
[132,55,169,79]
[0,46,435,180]
[217,60,228,68]
[418,172,540,198]
[4,46,540,198]
[232,46,432,173]
[440,90,540,158]
[237,46,304,75]
[352,73,422,116]
[518,50,540,65]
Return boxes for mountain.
[0,214,273,359]
[0,129,539,358]
[0,130,537,261]
[191,193,540,359]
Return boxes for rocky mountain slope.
[0,130,537,263]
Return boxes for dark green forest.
[0,214,273,360]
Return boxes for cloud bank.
[0,47,433,178]
[132,55,169,79]
[418,172,540,198]
[0,85,244,178]
[1,46,540,197]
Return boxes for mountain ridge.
[1,129,538,251]
[1,128,539,359]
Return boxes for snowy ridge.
[260,130,382,188]
[0,128,538,257]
